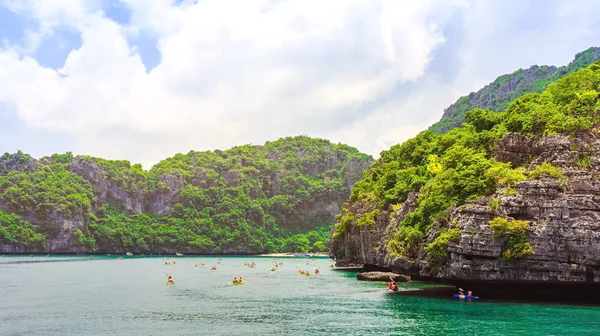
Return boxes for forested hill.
[331,61,600,289]
[0,136,372,254]
[429,47,600,133]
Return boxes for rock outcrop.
[356,271,411,282]
[332,132,600,296]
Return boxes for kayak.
[453,294,478,300]
[167,282,174,285]
[269,270,277,273]
[233,281,246,286]
[387,287,398,292]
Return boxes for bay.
[1,255,599,335]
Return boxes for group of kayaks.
[164,258,321,287]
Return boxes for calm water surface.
[1,255,599,335]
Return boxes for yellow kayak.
[232,281,247,286]
[167,281,174,285]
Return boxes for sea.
[1,255,599,335]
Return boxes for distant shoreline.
[0,252,333,258]
[256,253,330,257]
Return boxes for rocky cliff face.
[69,157,185,215]
[332,132,600,292]
[429,47,600,134]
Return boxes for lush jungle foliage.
[0,136,371,253]
[337,61,600,264]
[429,47,600,133]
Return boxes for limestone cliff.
[0,136,372,254]
[331,132,600,296]
[332,60,600,298]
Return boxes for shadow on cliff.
[391,279,600,305]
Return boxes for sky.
[0,0,599,168]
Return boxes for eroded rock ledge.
[357,271,411,282]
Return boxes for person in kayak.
[387,278,398,291]
[233,277,238,284]
[167,276,174,284]
[467,290,473,296]
[458,288,464,296]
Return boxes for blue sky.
[0,0,599,167]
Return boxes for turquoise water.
[1,255,599,335]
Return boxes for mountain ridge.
[0,136,372,254]
[429,47,600,133]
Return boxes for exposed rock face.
[0,152,37,175]
[343,160,372,188]
[332,133,600,290]
[149,174,185,215]
[357,271,411,282]
[70,157,146,214]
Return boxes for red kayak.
[387,284,399,292]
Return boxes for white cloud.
[0,0,467,166]
[1,0,600,167]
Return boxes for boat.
[167,281,174,285]
[126,252,133,256]
[176,253,184,256]
[268,269,278,273]
[453,294,478,300]
[387,283,399,292]
[233,281,246,286]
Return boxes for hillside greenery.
[429,47,600,134]
[0,136,371,253]
[336,61,600,265]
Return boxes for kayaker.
[458,288,464,295]
[239,277,243,283]
[233,277,238,284]
[467,290,473,296]
[167,276,174,284]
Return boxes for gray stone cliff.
[332,133,600,286]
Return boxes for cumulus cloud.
[1,0,599,167]
[0,0,467,166]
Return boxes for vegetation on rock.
[489,217,534,260]
[0,136,372,253]
[424,228,461,269]
[429,47,600,134]
[334,61,600,265]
